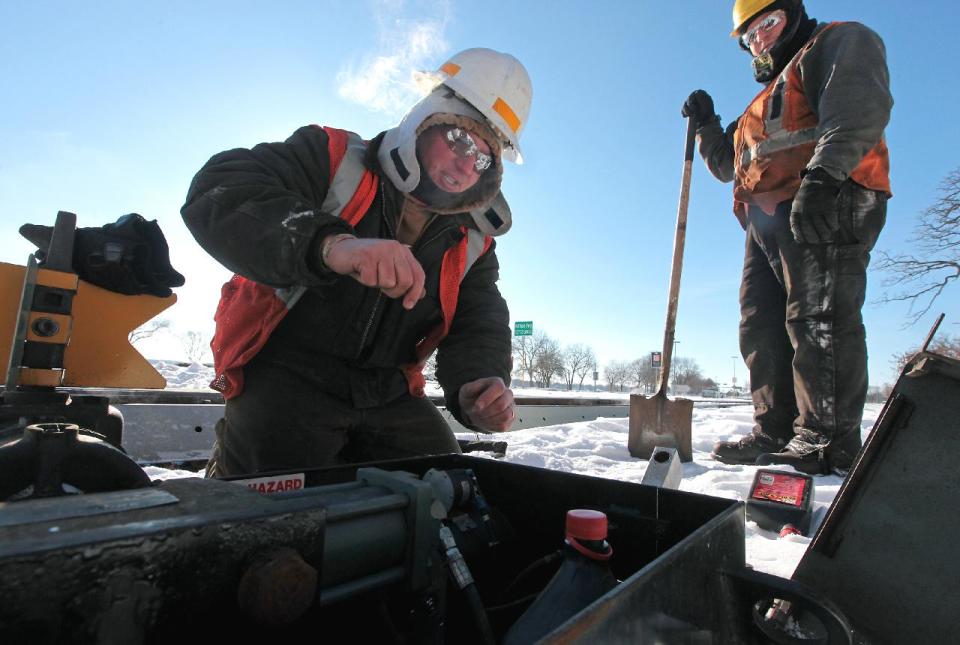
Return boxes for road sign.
[651,351,662,368]
[514,321,533,336]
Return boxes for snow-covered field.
[148,359,878,580]
[151,360,218,390]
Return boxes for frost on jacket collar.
[376,85,512,238]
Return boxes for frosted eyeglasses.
[445,128,493,173]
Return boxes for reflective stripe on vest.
[210,127,378,398]
[733,22,890,217]
[400,226,493,398]
[278,128,372,311]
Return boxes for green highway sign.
[514,321,533,336]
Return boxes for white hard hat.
[436,48,532,164]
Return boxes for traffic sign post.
[514,321,533,337]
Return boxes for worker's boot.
[755,436,829,475]
[826,430,863,472]
[712,431,788,465]
[757,428,862,476]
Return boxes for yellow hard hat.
[731,0,777,36]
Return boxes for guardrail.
[96,389,748,463]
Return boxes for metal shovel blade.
[628,392,693,462]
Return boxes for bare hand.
[324,237,426,309]
[458,377,515,433]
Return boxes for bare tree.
[697,376,719,392]
[890,333,960,373]
[512,331,553,386]
[629,357,659,394]
[533,336,564,388]
[604,360,631,392]
[511,336,531,385]
[561,344,595,391]
[875,167,960,324]
[181,330,208,364]
[128,317,171,345]
[672,356,704,387]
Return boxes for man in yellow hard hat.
[682,1,892,474]
[182,48,533,477]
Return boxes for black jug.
[503,509,619,644]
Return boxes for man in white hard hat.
[682,0,891,475]
[182,48,533,477]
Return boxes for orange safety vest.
[733,22,890,222]
[209,126,493,400]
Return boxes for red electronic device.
[746,469,815,537]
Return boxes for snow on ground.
[147,359,879,580]
[151,360,217,390]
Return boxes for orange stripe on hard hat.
[493,97,521,134]
[440,62,460,76]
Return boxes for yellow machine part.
[26,312,73,344]
[0,261,175,389]
[16,368,64,387]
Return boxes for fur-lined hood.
[377,85,512,237]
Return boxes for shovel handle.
[657,117,696,395]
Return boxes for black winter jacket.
[697,22,892,193]
[181,126,512,424]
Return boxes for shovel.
[628,116,696,462]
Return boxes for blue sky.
[1,0,957,388]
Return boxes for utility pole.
[731,355,738,389]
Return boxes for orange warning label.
[751,471,807,507]
[233,473,306,495]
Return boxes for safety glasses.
[445,127,493,173]
[739,10,785,48]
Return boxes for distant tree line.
[603,355,718,394]
[512,332,597,390]
[128,317,212,364]
[511,330,720,394]
[891,333,960,373]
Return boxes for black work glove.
[790,168,844,244]
[20,214,185,297]
[681,89,718,128]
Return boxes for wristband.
[320,233,356,267]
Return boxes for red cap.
[565,509,608,541]
[779,524,801,538]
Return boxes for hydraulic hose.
[462,583,497,645]
[439,524,495,645]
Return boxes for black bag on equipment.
[20,213,185,297]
